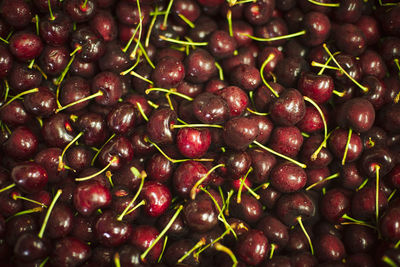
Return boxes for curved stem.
[306,172,340,191]
[136,102,149,121]
[177,238,206,264]
[145,5,159,47]
[158,236,168,263]
[237,167,253,203]
[246,107,269,116]
[190,164,225,199]
[91,133,116,166]
[6,207,43,222]
[56,91,103,113]
[307,0,340,7]
[136,39,155,69]
[38,189,62,238]
[117,170,147,221]
[0,88,39,110]
[162,0,174,29]
[260,53,279,98]
[130,70,154,84]
[311,61,340,71]
[76,157,118,181]
[215,62,224,81]
[311,128,335,160]
[297,217,314,255]
[333,90,346,97]
[253,140,307,168]
[159,35,208,46]
[269,244,277,259]
[243,30,306,42]
[146,88,193,101]
[322,44,369,93]
[0,36,9,44]
[55,54,75,86]
[342,128,353,165]
[48,0,55,20]
[303,96,327,140]
[172,124,223,129]
[58,132,83,171]
[141,205,183,261]
[214,243,238,267]
[13,195,47,208]
[227,10,233,37]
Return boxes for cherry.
[42,113,75,148]
[140,181,171,217]
[254,82,285,113]
[95,210,132,247]
[50,236,91,266]
[116,245,148,267]
[63,0,97,23]
[77,112,108,147]
[59,76,91,112]
[40,203,73,239]
[351,185,388,220]
[71,57,98,78]
[90,10,117,43]
[359,147,394,178]
[315,233,346,262]
[38,45,70,76]
[3,126,38,160]
[39,12,72,46]
[248,148,276,184]
[305,167,331,191]
[230,64,261,91]
[9,31,43,62]
[256,215,289,251]
[269,89,306,126]
[329,128,363,163]
[0,0,32,29]
[207,30,237,60]
[183,197,217,232]
[230,194,263,225]
[270,162,307,193]
[24,86,57,117]
[275,191,316,226]
[320,188,351,224]
[34,147,67,183]
[173,161,208,198]
[344,224,376,254]
[223,116,259,151]
[164,239,200,266]
[298,72,333,104]
[70,27,105,63]
[218,150,251,180]
[146,108,177,145]
[157,208,188,239]
[297,105,327,134]
[192,92,229,124]
[361,75,386,110]
[176,127,211,159]
[13,232,49,262]
[130,225,163,263]
[268,126,303,158]
[11,162,48,194]
[91,71,123,106]
[0,44,12,79]
[337,97,375,133]
[9,64,42,94]
[73,180,111,216]
[98,136,134,171]
[379,104,400,134]
[215,86,248,118]
[235,229,268,266]
[243,0,274,26]
[335,24,366,57]
[185,48,217,83]
[107,102,136,135]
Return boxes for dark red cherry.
[0,100,30,127]
[173,161,208,198]
[24,86,56,117]
[116,245,148,267]
[343,224,376,254]
[356,16,380,45]
[230,64,261,91]
[300,135,332,168]
[95,210,132,247]
[14,233,49,262]
[223,116,259,151]
[301,11,331,47]
[63,0,97,23]
[315,233,346,262]
[296,105,327,134]
[140,181,171,217]
[255,17,288,47]
[335,24,366,56]
[360,50,387,80]
[42,113,75,148]
[71,57,98,78]
[9,31,43,62]
[40,12,72,46]
[337,98,375,133]
[3,126,38,160]
[185,48,217,83]
[193,92,229,124]
[380,207,400,242]
[60,76,91,112]
[359,147,394,179]
[275,191,316,226]
[34,147,67,183]
[152,56,185,89]
[230,194,263,225]
[268,126,303,158]
[92,71,123,106]
[50,237,91,266]
[254,82,285,113]
[98,136,134,171]
[130,225,163,263]
[215,86,248,118]
[329,128,363,163]
[77,112,108,147]
[243,0,274,25]
[41,203,73,239]
[270,162,307,193]
[269,89,306,126]
[207,30,237,59]
[9,63,42,94]
[379,104,400,134]
[70,27,105,63]
[183,197,217,232]
[5,214,37,246]
[38,45,69,76]
[339,163,364,190]
[248,148,276,184]
[298,72,333,104]
[331,54,362,86]
[256,215,289,251]
[176,127,211,159]
[361,75,386,110]
[107,102,136,135]
[11,162,48,194]
[351,185,388,220]
[90,10,117,42]
[235,230,269,266]
[320,188,351,224]
[0,0,32,29]
[333,0,363,23]
[146,108,177,145]
[73,180,111,216]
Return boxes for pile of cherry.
[1,0,400,266]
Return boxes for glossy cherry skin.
[0,0,32,29]
[13,233,49,262]
[230,64,261,91]
[275,192,317,226]
[0,44,12,79]
[116,245,149,267]
[73,180,111,216]
[63,0,97,23]
[98,136,134,171]
[223,116,259,151]
[351,186,388,220]
[268,126,303,158]
[152,56,185,89]
[256,215,289,251]
[185,48,217,83]
[301,11,331,46]
[140,181,171,218]
[215,86,249,118]
[359,147,394,178]
[298,72,333,104]
[335,23,366,56]
[270,162,307,193]
[91,71,123,106]
[130,225,163,263]
[173,161,208,198]
[230,194,263,225]
[146,108,177,145]
[39,12,72,46]
[77,112,108,147]
[183,197,218,232]
[23,86,57,118]
[235,230,269,266]
[34,147,67,184]
[157,209,188,239]
[269,89,306,126]
[297,105,326,134]
[9,63,42,94]
[248,149,276,184]
[344,224,376,254]
[95,210,132,247]
[176,127,211,159]
[42,113,75,148]
[380,207,400,242]
[41,203,73,239]
[275,57,309,88]
[50,237,91,266]
[9,31,43,62]
[59,76,91,112]
[3,126,38,160]
[11,162,48,194]
[320,188,351,224]
[107,102,136,135]
[315,233,346,262]
[192,92,229,124]
[337,98,375,133]
[329,128,363,163]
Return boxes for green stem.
[38,189,62,238]
[297,217,314,255]
[342,128,353,165]
[0,88,39,110]
[146,88,193,101]
[260,53,279,98]
[243,30,306,42]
